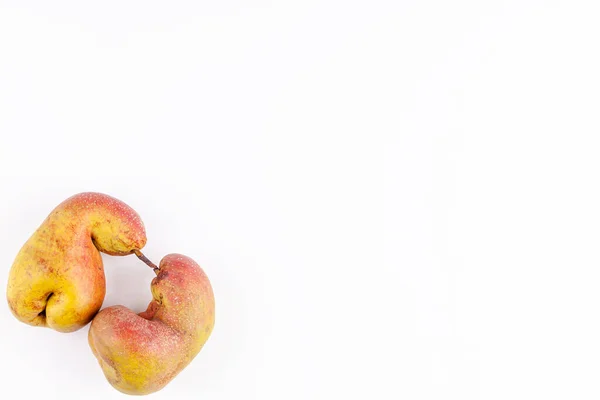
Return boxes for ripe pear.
[6,192,147,333]
[88,254,215,395]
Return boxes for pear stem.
[133,249,159,273]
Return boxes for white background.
[1,1,600,399]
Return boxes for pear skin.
[6,192,147,333]
[88,254,215,395]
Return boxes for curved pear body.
[7,192,147,332]
[88,254,215,395]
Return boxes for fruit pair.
[6,193,215,395]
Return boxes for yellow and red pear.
[88,254,215,395]
[6,192,147,333]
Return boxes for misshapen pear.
[7,192,147,332]
[88,254,215,395]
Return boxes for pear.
[88,254,215,395]
[6,192,147,332]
